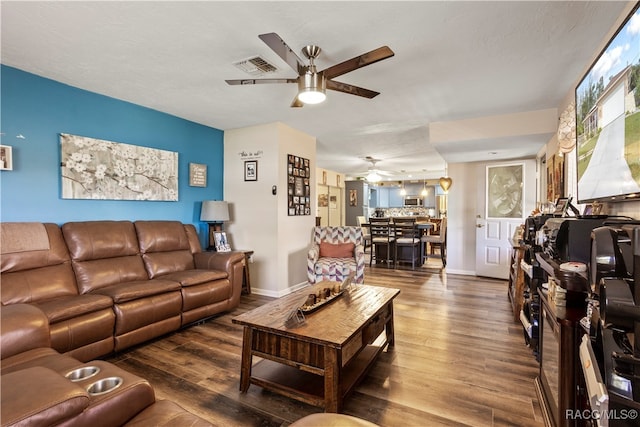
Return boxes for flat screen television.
[576,3,640,203]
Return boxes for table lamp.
[200,200,230,250]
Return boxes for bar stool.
[421,217,447,267]
[369,218,394,268]
[393,218,421,269]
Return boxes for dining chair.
[421,217,447,267]
[369,218,394,268]
[356,215,372,254]
[393,218,421,269]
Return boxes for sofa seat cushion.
[35,294,114,323]
[314,258,357,282]
[92,279,181,304]
[158,269,227,287]
[1,347,83,376]
[1,366,89,427]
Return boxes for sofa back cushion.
[135,221,195,278]
[1,223,79,304]
[62,221,148,294]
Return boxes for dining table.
[362,219,435,266]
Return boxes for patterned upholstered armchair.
[307,226,365,285]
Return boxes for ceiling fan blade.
[225,78,298,85]
[326,79,380,99]
[290,96,304,108]
[322,46,394,80]
[258,33,306,75]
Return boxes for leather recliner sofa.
[1,219,245,426]
[1,220,245,361]
[1,303,212,426]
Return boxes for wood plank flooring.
[106,260,543,426]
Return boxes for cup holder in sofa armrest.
[86,376,123,396]
[1,366,89,426]
[65,366,101,382]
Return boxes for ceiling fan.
[360,156,395,183]
[225,33,394,107]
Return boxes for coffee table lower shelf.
[249,333,388,409]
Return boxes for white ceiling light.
[367,170,382,182]
[297,70,326,104]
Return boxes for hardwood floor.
[106,259,543,426]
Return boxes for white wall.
[224,122,316,297]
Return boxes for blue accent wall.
[0,65,224,240]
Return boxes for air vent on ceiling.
[232,56,278,76]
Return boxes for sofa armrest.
[1,304,51,360]
[193,250,244,272]
[1,366,89,426]
[193,251,245,305]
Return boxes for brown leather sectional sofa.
[1,303,212,426]
[0,220,246,426]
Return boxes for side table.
[238,250,253,295]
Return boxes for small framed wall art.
[245,160,257,181]
[189,163,207,187]
[0,145,13,170]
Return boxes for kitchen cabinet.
[389,188,404,207]
[369,187,390,208]
[378,188,389,208]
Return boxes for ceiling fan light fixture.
[297,72,326,104]
[366,170,382,183]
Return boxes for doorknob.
[476,224,484,228]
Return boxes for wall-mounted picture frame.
[0,145,13,171]
[60,133,178,201]
[244,160,257,181]
[189,163,207,187]
[349,189,357,206]
[287,154,310,215]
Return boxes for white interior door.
[476,163,525,279]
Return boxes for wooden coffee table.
[232,283,400,412]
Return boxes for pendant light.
[399,181,407,196]
[421,179,428,196]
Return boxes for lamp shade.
[200,201,229,222]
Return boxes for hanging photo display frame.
[287,154,311,216]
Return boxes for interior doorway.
[317,185,343,226]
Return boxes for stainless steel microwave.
[404,197,422,206]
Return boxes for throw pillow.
[319,242,355,258]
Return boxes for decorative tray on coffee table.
[300,289,344,313]
[300,273,356,314]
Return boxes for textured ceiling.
[0,1,630,180]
